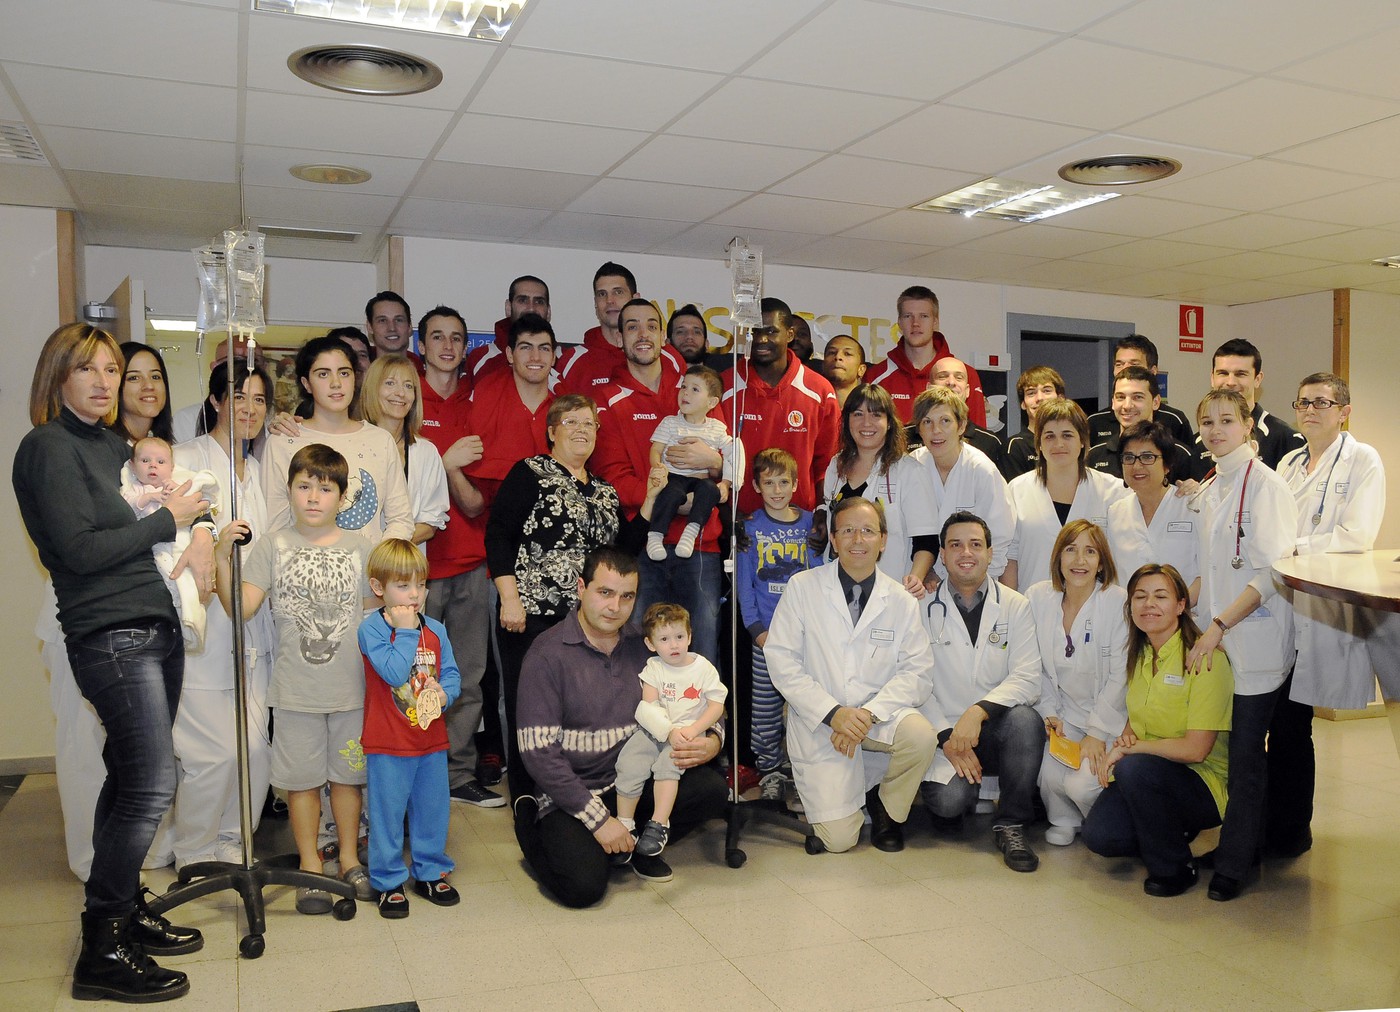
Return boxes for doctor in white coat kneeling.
[766,497,940,854]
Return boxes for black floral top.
[485,455,621,618]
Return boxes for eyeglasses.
[833,525,880,540]
[1120,451,1160,465]
[1292,397,1341,411]
[557,418,598,432]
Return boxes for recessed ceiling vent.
[260,225,361,242]
[0,121,48,164]
[288,45,443,96]
[1058,155,1181,186]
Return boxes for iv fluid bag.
[193,246,227,333]
[222,229,266,333]
[729,239,762,329]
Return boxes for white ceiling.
[7,0,1400,304]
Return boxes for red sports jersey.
[419,378,483,580]
[865,336,987,426]
[466,368,552,506]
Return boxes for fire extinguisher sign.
[1178,304,1204,353]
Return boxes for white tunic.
[1197,451,1297,695]
[896,443,1013,580]
[1105,490,1200,589]
[765,565,935,824]
[919,577,1040,784]
[1006,468,1133,591]
[1026,581,1129,742]
[1278,434,1387,708]
[822,456,908,584]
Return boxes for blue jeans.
[920,704,1045,826]
[1083,753,1220,878]
[66,620,183,918]
[637,549,723,666]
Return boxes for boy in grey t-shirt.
[215,443,376,914]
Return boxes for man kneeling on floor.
[765,497,939,853]
[513,546,727,907]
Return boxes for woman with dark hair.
[171,358,277,869]
[820,383,908,581]
[1083,564,1232,898]
[1026,520,1128,847]
[115,341,175,444]
[1003,398,1132,591]
[14,324,213,1002]
[486,393,624,799]
[1106,420,1199,589]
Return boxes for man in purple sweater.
[513,547,726,907]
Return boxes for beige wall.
[1347,291,1400,548]
[1,205,62,769]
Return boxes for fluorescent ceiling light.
[913,176,1121,223]
[253,1,527,42]
[149,319,199,332]
[1370,255,1400,269]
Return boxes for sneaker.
[413,878,461,906]
[631,852,673,883]
[450,780,506,808]
[1045,825,1078,847]
[476,754,504,787]
[377,886,409,919]
[216,839,246,865]
[725,763,760,796]
[635,820,670,857]
[758,771,786,802]
[994,824,1040,872]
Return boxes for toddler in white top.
[614,603,727,856]
[647,366,740,560]
[121,436,220,651]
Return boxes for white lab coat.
[1006,469,1132,591]
[1279,434,1387,708]
[919,577,1040,785]
[1105,490,1199,590]
[822,456,909,583]
[1026,581,1129,741]
[1197,451,1296,695]
[765,564,935,824]
[896,443,1013,580]
[405,437,450,531]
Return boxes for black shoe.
[476,753,504,787]
[72,913,190,1003]
[1208,864,1260,901]
[129,888,204,956]
[865,787,904,853]
[1264,829,1313,860]
[449,779,506,808]
[413,878,461,906]
[928,812,965,837]
[377,886,410,919]
[1144,862,1198,897]
[631,852,673,883]
[993,824,1039,872]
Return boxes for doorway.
[1005,313,1135,438]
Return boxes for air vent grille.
[1058,155,1181,186]
[288,45,443,96]
[260,225,361,243]
[0,121,48,164]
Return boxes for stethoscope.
[1229,459,1255,569]
[1304,433,1347,527]
[927,581,1003,646]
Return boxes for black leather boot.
[129,887,204,956]
[72,911,190,1003]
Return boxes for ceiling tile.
[1124,80,1400,157]
[1084,0,1400,73]
[1042,195,1237,237]
[954,225,1129,259]
[566,179,747,222]
[468,49,721,131]
[67,173,241,214]
[710,193,887,234]
[80,202,246,245]
[882,0,1136,33]
[846,105,1095,174]
[438,114,650,175]
[244,90,453,159]
[260,234,382,264]
[1266,228,1400,262]
[612,135,824,191]
[947,39,1247,131]
[0,1,238,86]
[5,65,236,140]
[1013,259,1142,287]
[1162,214,1349,250]
[511,0,824,73]
[1271,180,1400,229]
[1145,161,1380,214]
[1271,115,1400,178]
[1080,268,1222,299]
[1074,238,1242,270]
[245,10,497,110]
[1279,25,1400,101]
[887,248,1049,281]
[526,213,693,249]
[1171,279,1319,305]
[769,156,967,208]
[1180,250,1334,280]
[746,0,1051,100]
[243,185,400,226]
[1268,263,1400,288]
[0,162,75,209]
[413,162,595,209]
[669,79,920,150]
[391,199,552,239]
[39,126,236,183]
[777,236,939,272]
[240,145,424,198]
[841,209,1018,246]
[646,224,824,260]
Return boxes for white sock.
[675,523,700,558]
[619,817,636,831]
[646,532,667,561]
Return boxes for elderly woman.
[486,393,625,798]
[14,324,213,1002]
